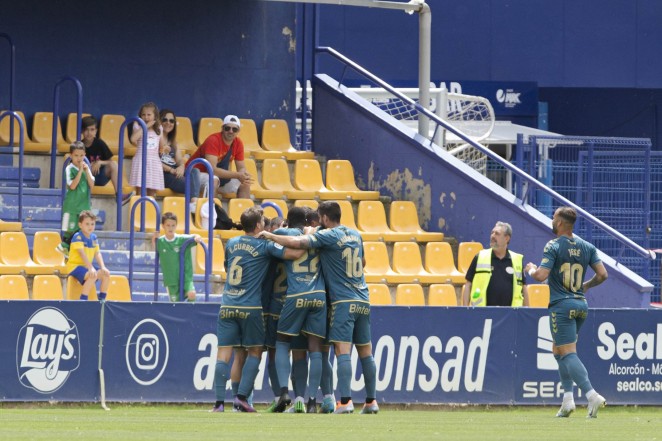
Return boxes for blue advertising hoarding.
[1,301,661,405]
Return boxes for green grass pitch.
[1,404,660,441]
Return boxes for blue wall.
[0,0,295,132]
[312,74,653,308]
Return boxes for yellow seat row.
[0,274,131,301]
[368,283,459,306]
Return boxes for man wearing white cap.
[186,114,252,198]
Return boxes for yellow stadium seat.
[325,160,380,200]
[261,119,314,160]
[195,237,226,278]
[0,275,29,300]
[0,110,28,147]
[424,242,467,284]
[428,284,458,306]
[162,197,206,235]
[107,275,132,302]
[528,284,550,308]
[99,114,136,157]
[239,118,281,160]
[243,157,282,199]
[368,283,392,305]
[392,242,447,283]
[261,158,317,200]
[0,231,55,275]
[357,201,412,242]
[198,117,222,145]
[332,200,380,240]
[226,198,255,223]
[66,275,97,301]
[31,111,71,154]
[261,199,289,220]
[363,241,413,284]
[32,275,64,300]
[128,196,159,233]
[389,201,444,242]
[294,159,350,200]
[65,112,91,144]
[395,284,425,306]
[457,241,484,274]
[174,116,197,154]
[0,219,22,232]
[32,230,66,273]
[293,199,319,210]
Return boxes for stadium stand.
[31,274,64,300]
[243,157,283,199]
[0,275,29,300]
[389,201,444,242]
[261,119,314,160]
[357,200,413,242]
[293,199,319,210]
[128,196,159,233]
[31,112,70,154]
[261,199,289,219]
[197,117,222,145]
[368,283,392,305]
[239,118,281,160]
[0,231,55,274]
[457,241,483,274]
[107,275,132,302]
[424,242,467,284]
[194,237,226,279]
[325,160,380,200]
[395,283,425,306]
[174,116,197,155]
[391,241,448,283]
[32,230,66,273]
[65,112,91,144]
[363,241,415,284]
[428,284,458,306]
[528,284,550,308]
[162,197,206,235]
[260,158,317,200]
[98,114,136,157]
[0,110,27,146]
[293,159,350,200]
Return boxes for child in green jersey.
[57,142,95,257]
[155,212,202,302]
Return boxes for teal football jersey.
[275,227,326,297]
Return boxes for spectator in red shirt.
[186,115,252,199]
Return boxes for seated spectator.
[160,109,201,211]
[185,114,252,199]
[81,116,133,205]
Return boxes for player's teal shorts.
[217,306,265,348]
[166,283,195,302]
[329,300,371,346]
[549,298,588,346]
[277,291,327,339]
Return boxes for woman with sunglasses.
[160,109,201,209]
[185,114,253,199]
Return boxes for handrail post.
[116,118,148,231]
[0,111,25,221]
[185,158,214,298]
[50,76,83,189]
[0,34,16,144]
[128,196,161,299]
[179,238,209,302]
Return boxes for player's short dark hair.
[557,206,577,226]
[287,207,307,229]
[81,116,98,131]
[162,212,177,224]
[269,216,284,230]
[78,210,96,223]
[69,141,85,153]
[317,201,341,223]
[241,206,264,233]
[303,207,319,226]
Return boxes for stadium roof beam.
[262,0,432,139]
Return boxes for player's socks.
[275,341,292,391]
[307,352,323,403]
[560,353,593,393]
[214,361,230,403]
[268,358,280,396]
[360,355,377,401]
[237,355,261,398]
[320,351,333,396]
[306,397,317,414]
[79,294,88,301]
[231,381,240,397]
[292,357,308,398]
[336,353,352,400]
[98,292,107,302]
[555,354,574,393]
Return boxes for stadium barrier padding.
[2,301,661,404]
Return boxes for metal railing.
[0,33,16,143]
[315,46,655,261]
[0,110,25,221]
[50,76,83,188]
